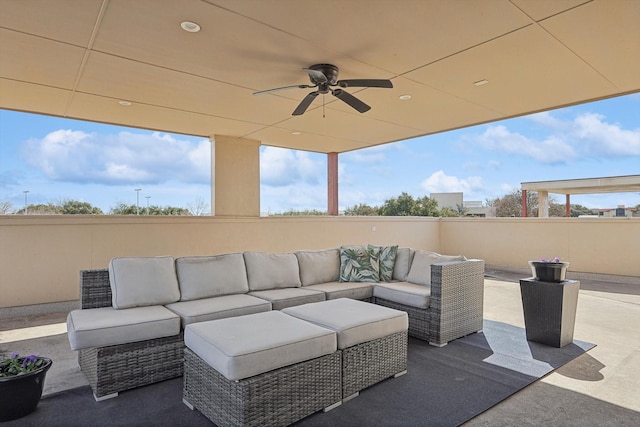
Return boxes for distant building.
[597,205,637,218]
[430,192,492,217]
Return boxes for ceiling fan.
[253,64,393,116]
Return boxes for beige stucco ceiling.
[1,0,639,153]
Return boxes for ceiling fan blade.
[292,92,319,116]
[331,89,371,113]
[253,84,315,96]
[337,79,393,88]
[303,68,328,84]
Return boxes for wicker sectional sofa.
[67,246,484,400]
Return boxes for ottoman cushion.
[184,311,337,381]
[67,305,180,351]
[282,298,408,349]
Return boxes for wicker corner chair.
[374,259,485,346]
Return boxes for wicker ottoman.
[183,311,341,427]
[283,298,408,400]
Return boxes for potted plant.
[0,353,52,421]
[528,257,570,283]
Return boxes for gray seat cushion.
[373,282,431,309]
[248,288,325,310]
[175,253,248,301]
[244,252,302,291]
[295,249,340,286]
[184,311,337,381]
[304,281,373,300]
[282,298,408,349]
[108,256,180,309]
[67,305,180,351]
[165,294,271,327]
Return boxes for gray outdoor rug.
[5,320,594,427]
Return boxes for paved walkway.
[1,274,639,425]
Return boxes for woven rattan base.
[183,348,342,427]
[79,333,184,400]
[342,330,408,398]
[373,298,430,341]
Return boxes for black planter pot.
[528,261,570,283]
[0,357,52,421]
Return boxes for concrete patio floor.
[1,273,639,426]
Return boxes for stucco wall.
[441,217,640,277]
[0,216,439,308]
[1,215,638,308]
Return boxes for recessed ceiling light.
[292,131,301,135]
[473,79,489,86]
[180,21,201,33]
[118,100,132,106]
[399,95,412,100]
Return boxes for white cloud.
[420,170,483,194]
[260,147,323,187]
[22,130,210,185]
[477,125,575,163]
[572,113,640,156]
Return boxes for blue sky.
[1,93,639,214]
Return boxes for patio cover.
[1,0,639,215]
[521,175,640,217]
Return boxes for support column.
[210,135,261,217]
[522,189,528,217]
[538,191,549,217]
[566,194,571,217]
[328,152,339,216]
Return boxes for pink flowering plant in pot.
[0,353,52,421]
[528,257,570,282]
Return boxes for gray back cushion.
[295,249,340,286]
[244,252,302,291]
[108,256,180,309]
[392,248,415,281]
[176,253,249,301]
[406,250,466,286]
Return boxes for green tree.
[412,196,439,216]
[271,209,326,216]
[569,204,596,217]
[378,192,417,216]
[344,203,379,216]
[59,199,103,215]
[110,202,190,215]
[438,207,460,217]
[15,203,60,215]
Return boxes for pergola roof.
[1,0,639,153]
[521,175,640,195]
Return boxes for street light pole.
[135,188,141,215]
[23,190,29,215]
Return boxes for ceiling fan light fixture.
[180,21,201,33]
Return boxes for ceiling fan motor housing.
[308,64,340,85]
